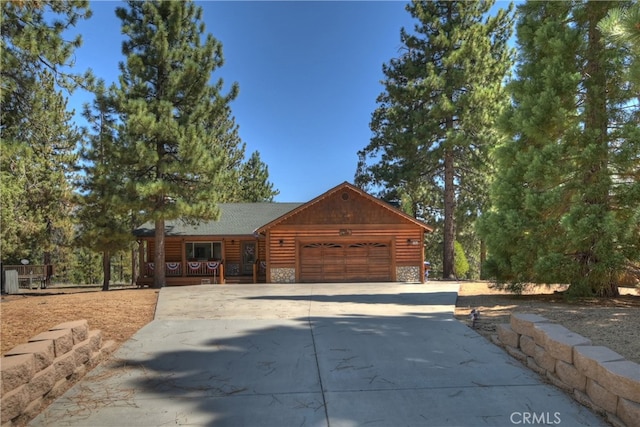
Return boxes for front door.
[241,241,256,275]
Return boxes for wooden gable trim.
[256,181,433,234]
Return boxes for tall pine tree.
[1,69,81,268]
[112,1,241,288]
[356,0,514,278]
[1,1,91,266]
[76,82,133,291]
[598,2,640,86]
[239,151,280,202]
[479,1,639,296]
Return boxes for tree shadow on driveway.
[31,289,606,427]
[246,290,459,308]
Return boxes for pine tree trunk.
[579,1,618,297]
[443,146,456,279]
[480,239,487,279]
[131,246,138,286]
[154,218,166,288]
[102,251,110,291]
[43,217,52,269]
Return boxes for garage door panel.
[324,264,347,274]
[347,248,368,257]
[346,265,368,273]
[346,257,367,265]
[369,249,389,258]
[300,241,391,282]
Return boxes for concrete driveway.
[31,283,605,426]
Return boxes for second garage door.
[299,241,392,283]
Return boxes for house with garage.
[133,182,432,286]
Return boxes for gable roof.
[256,181,433,233]
[133,202,303,237]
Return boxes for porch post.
[421,231,425,284]
[265,231,271,284]
[137,240,145,284]
[181,238,186,277]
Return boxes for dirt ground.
[1,286,159,356]
[2,282,638,364]
[454,282,640,364]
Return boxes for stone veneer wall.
[496,313,640,427]
[270,267,295,283]
[396,266,421,283]
[1,320,116,426]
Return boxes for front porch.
[135,234,267,287]
[136,261,267,286]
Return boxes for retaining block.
[497,324,519,348]
[510,313,550,336]
[574,346,626,378]
[595,360,640,403]
[519,334,537,358]
[87,330,103,353]
[532,323,591,363]
[101,340,118,354]
[489,334,501,346]
[5,341,55,372]
[73,339,92,366]
[546,371,573,393]
[574,389,599,413]
[52,350,77,381]
[1,385,29,424]
[25,364,56,402]
[587,378,619,414]
[534,344,557,372]
[21,396,44,423]
[606,413,628,427]
[29,329,74,357]
[48,377,70,400]
[0,320,115,426]
[505,345,527,363]
[1,353,36,394]
[50,320,88,344]
[556,360,586,392]
[617,398,640,427]
[526,356,545,375]
[70,364,86,382]
[502,313,640,427]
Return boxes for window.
[186,242,222,260]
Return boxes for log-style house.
[133,182,433,286]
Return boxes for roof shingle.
[132,203,303,237]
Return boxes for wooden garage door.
[299,242,391,283]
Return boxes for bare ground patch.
[454,282,640,364]
[1,286,159,356]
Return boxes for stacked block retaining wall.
[0,320,116,426]
[496,313,640,427]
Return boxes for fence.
[2,265,53,291]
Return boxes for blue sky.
[68,1,512,202]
